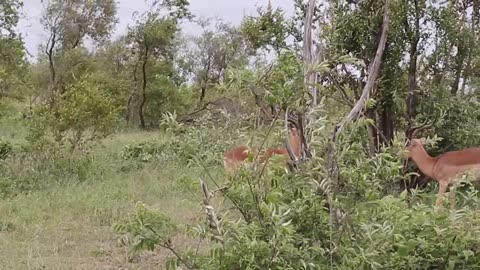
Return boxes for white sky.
[17,0,295,61]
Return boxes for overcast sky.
[17,0,295,61]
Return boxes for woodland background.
[0,0,480,269]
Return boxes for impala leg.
[435,182,448,212]
[448,182,456,211]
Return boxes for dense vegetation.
[1,0,480,269]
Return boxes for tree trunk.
[126,58,140,124]
[379,93,394,145]
[46,30,57,109]
[139,46,149,129]
[303,0,318,107]
[200,85,207,101]
[450,7,468,96]
[199,57,212,102]
[406,0,420,121]
[451,42,466,96]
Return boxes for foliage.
[0,0,27,101]
[113,202,178,255]
[41,0,118,49]
[125,0,191,128]
[0,0,23,37]
[241,4,292,54]
[185,18,256,101]
[261,50,304,108]
[122,110,249,167]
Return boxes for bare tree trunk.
[379,93,394,144]
[303,0,318,106]
[451,43,466,96]
[450,6,468,96]
[200,85,207,101]
[290,0,319,163]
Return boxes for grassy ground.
[0,114,223,269]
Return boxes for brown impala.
[405,121,480,210]
[223,127,302,171]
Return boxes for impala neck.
[410,144,436,178]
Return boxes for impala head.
[404,138,427,159]
[285,119,302,160]
[404,117,436,159]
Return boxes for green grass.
[0,123,223,269]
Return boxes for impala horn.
[405,114,438,143]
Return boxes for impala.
[405,122,480,210]
[223,127,302,171]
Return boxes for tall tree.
[126,0,192,128]
[40,0,118,105]
[0,0,27,101]
[190,18,255,101]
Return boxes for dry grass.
[0,127,222,269]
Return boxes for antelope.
[404,122,480,210]
[223,127,302,171]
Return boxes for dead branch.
[199,179,223,240]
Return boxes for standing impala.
[223,127,302,171]
[405,122,480,210]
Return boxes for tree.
[0,0,23,37]
[126,0,192,128]
[0,0,28,101]
[241,3,292,55]
[190,18,255,101]
[40,0,118,105]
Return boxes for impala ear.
[419,137,427,144]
